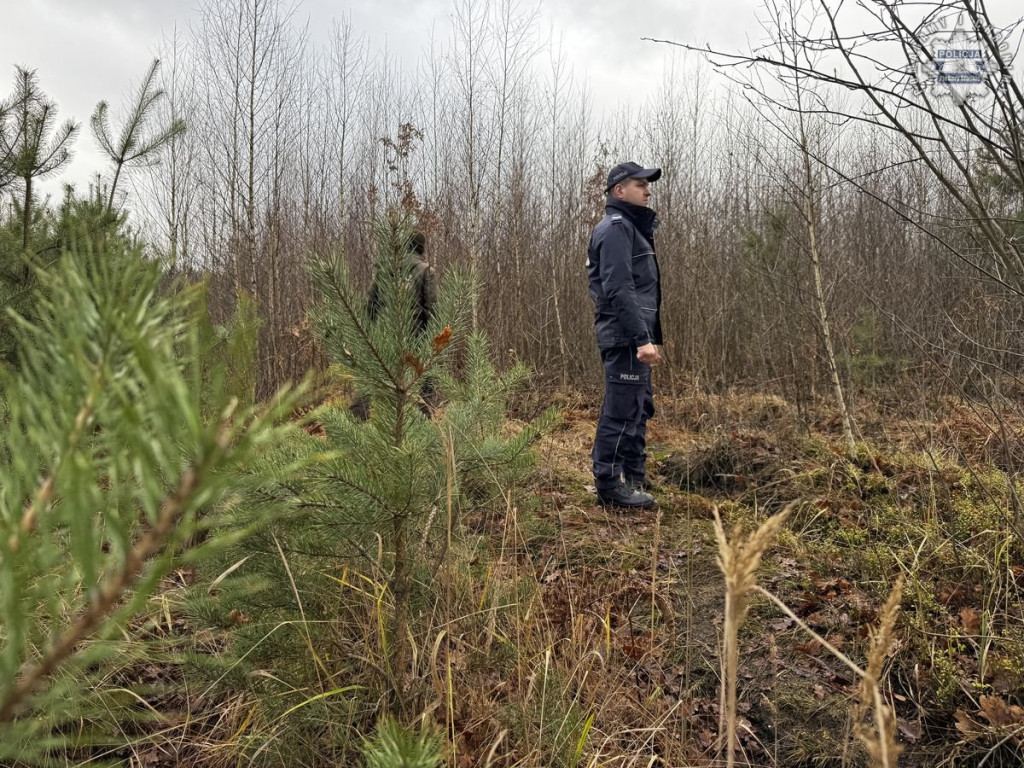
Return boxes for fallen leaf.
[736,716,756,742]
[813,576,852,599]
[897,719,922,743]
[795,640,821,657]
[303,421,326,438]
[978,695,1024,729]
[955,709,981,737]
[991,668,1018,695]
[778,557,799,576]
[960,607,982,635]
[621,639,650,659]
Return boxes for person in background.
[350,229,437,419]
[367,230,436,335]
[586,162,663,509]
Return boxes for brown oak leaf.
[978,695,1024,729]
[960,606,982,635]
[954,709,981,737]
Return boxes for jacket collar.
[606,197,658,240]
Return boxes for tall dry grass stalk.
[713,503,794,768]
[854,577,905,768]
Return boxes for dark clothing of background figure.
[350,254,438,420]
[587,197,663,492]
[367,256,436,335]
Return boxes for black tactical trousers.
[592,345,654,492]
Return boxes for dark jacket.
[368,255,437,335]
[586,197,663,350]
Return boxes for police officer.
[587,162,663,508]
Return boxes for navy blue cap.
[606,162,662,192]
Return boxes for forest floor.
[119,386,1024,768]
[480,386,1024,767]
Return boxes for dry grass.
[713,503,793,768]
[55,388,1024,767]
[854,578,905,768]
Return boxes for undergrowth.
[14,373,1024,767]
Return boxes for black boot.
[625,476,648,494]
[597,483,655,509]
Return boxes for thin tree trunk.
[799,129,857,456]
[21,176,32,256]
[106,161,123,215]
[168,140,179,261]
[246,5,259,298]
[550,258,569,387]
[392,513,409,710]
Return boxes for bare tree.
[449,0,491,330]
[323,15,368,224]
[649,0,1024,294]
[148,25,201,265]
[126,0,1024,407]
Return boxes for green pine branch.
[91,58,186,215]
[0,235,302,757]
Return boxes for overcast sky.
[1,0,763,192]
[2,0,1022,193]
